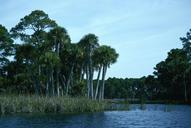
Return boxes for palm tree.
[92,47,103,99]
[60,43,79,95]
[79,34,99,99]
[47,26,70,96]
[96,45,118,100]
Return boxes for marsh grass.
[0,95,106,114]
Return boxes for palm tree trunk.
[46,69,50,96]
[51,68,55,96]
[101,65,107,100]
[56,69,60,97]
[55,42,60,97]
[59,74,66,92]
[99,66,104,100]
[66,79,70,96]
[66,64,74,95]
[89,55,94,99]
[90,68,94,99]
[86,66,90,98]
[95,66,102,99]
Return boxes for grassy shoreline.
[1,96,189,115]
[0,95,107,114]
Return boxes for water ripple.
[0,104,191,128]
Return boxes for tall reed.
[0,95,106,114]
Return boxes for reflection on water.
[0,104,191,128]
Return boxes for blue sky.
[0,0,191,78]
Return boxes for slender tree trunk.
[56,70,60,97]
[59,74,64,95]
[101,65,107,100]
[88,62,91,98]
[46,79,49,96]
[86,66,90,98]
[66,79,70,96]
[90,68,94,99]
[99,66,104,100]
[51,68,55,96]
[89,54,94,99]
[55,42,60,97]
[66,64,74,95]
[59,74,65,93]
[95,66,102,99]
[60,74,66,91]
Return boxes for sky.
[0,0,191,78]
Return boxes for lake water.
[0,104,191,128]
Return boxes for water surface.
[0,104,191,128]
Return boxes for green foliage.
[0,95,106,114]
[180,29,191,60]
[105,77,152,101]
[71,81,86,96]
[0,25,14,67]
[0,10,118,101]
[47,26,70,47]
[93,45,119,67]
[154,48,189,101]
[39,51,60,67]
[79,34,99,53]
[10,10,57,41]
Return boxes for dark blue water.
[0,104,191,128]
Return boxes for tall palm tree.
[60,43,79,95]
[79,34,99,99]
[96,45,118,100]
[47,26,70,96]
[92,47,103,99]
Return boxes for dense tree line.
[0,10,118,100]
[105,29,191,103]
[1,10,191,103]
[104,76,160,101]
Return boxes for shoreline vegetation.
[0,95,190,115]
[0,95,107,115]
